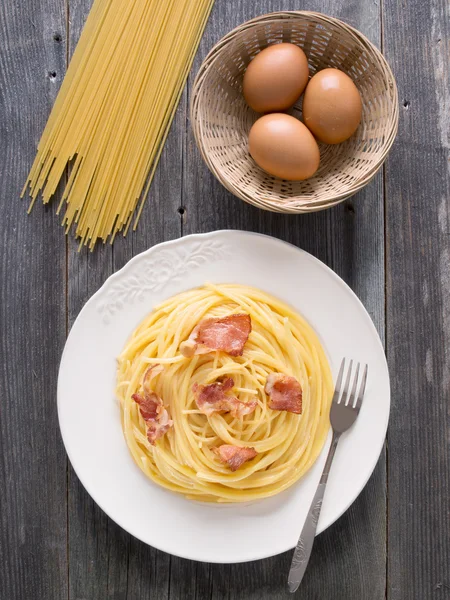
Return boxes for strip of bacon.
[132,391,160,421]
[180,313,251,358]
[212,444,258,471]
[193,377,257,418]
[132,365,173,445]
[265,373,303,414]
[145,407,173,445]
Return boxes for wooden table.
[1,0,449,598]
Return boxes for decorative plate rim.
[58,230,390,563]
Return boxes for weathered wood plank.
[0,0,392,597]
[383,0,450,598]
[65,1,184,599]
[0,1,68,599]
[179,0,386,598]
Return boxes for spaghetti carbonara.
[116,284,332,502]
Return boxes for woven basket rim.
[190,11,399,213]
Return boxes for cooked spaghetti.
[116,284,333,502]
[22,0,214,250]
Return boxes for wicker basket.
[191,12,398,212]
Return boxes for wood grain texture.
[65,0,183,598]
[180,0,386,598]
[0,1,68,599]
[11,0,450,597]
[65,7,118,599]
[383,0,450,597]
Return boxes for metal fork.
[287,358,368,593]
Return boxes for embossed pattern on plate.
[97,241,231,323]
[58,230,390,563]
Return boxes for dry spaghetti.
[22,0,214,249]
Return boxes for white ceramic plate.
[58,230,389,563]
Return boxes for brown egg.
[243,43,309,113]
[249,114,320,180]
[303,68,362,144]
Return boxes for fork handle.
[288,431,341,593]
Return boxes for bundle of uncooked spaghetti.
[22,0,214,249]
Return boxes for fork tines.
[334,358,368,410]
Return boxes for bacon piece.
[180,313,251,358]
[212,444,258,471]
[132,365,173,445]
[146,407,173,445]
[132,364,165,419]
[193,377,257,418]
[265,373,303,414]
[132,392,160,421]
